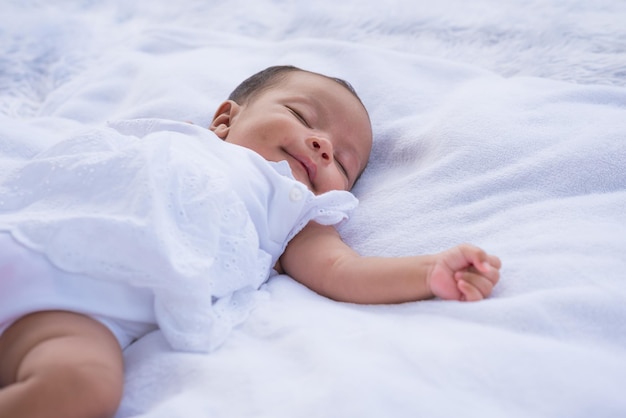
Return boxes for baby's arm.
[280,222,501,304]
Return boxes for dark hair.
[228,65,365,109]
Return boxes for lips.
[287,152,317,186]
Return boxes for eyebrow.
[296,94,327,121]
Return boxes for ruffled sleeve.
[264,160,359,249]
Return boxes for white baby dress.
[0,118,358,352]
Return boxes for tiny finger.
[456,271,494,298]
[457,279,484,302]
[461,263,499,285]
[488,254,502,269]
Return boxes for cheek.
[321,171,350,193]
[229,120,273,149]
[247,118,292,145]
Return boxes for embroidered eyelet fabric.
[0,118,358,352]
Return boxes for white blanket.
[1,1,625,417]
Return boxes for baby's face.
[211,71,372,194]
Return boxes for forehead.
[276,71,362,106]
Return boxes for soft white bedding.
[1,1,625,417]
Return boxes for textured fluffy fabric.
[1,1,625,417]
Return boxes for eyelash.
[336,158,349,179]
[287,106,350,182]
[287,106,310,127]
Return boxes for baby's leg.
[0,310,124,418]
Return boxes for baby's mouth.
[286,151,317,187]
[297,156,317,185]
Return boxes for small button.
[289,186,304,202]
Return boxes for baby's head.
[210,66,372,194]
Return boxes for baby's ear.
[209,100,240,139]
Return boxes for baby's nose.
[309,137,333,162]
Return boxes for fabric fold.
[0,118,358,352]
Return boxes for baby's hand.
[427,244,501,301]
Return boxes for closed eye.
[286,106,310,127]
[335,157,350,182]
